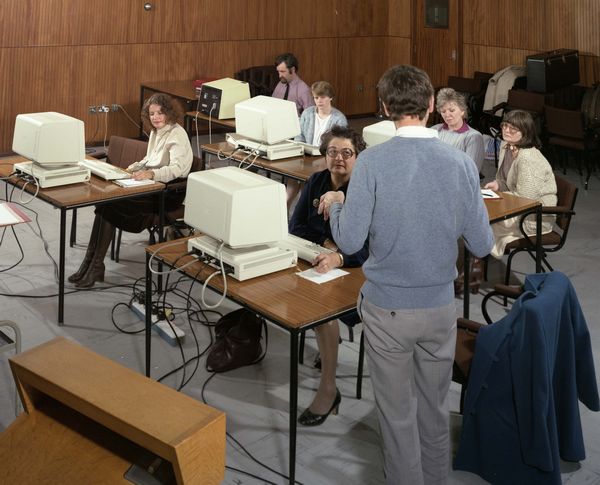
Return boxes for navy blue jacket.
[454,272,599,484]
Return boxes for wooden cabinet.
[0,338,226,485]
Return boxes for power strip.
[131,302,185,346]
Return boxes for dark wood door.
[413,0,461,87]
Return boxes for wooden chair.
[545,105,599,189]
[103,136,149,261]
[69,136,149,248]
[502,175,578,288]
[481,283,524,324]
[234,65,279,97]
[453,317,484,412]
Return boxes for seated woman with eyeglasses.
[484,109,557,258]
[289,125,368,426]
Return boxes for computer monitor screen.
[235,95,300,145]
[184,166,288,249]
[199,78,250,119]
[12,112,85,167]
[362,120,396,147]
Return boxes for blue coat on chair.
[454,271,599,485]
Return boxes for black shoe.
[298,389,341,427]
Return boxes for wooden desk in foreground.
[201,142,327,182]
[1,338,225,484]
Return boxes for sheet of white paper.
[0,203,22,226]
[114,178,155,188]
[297,267,349,284]
[481,189,500,199]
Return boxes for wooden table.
[1,337,225,484]
[144,239,365,484]
[202,141,327,182]
[0,157,165,324]
[186,110,236,131]
[462,192,542,318]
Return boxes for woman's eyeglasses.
[501,122,521,133]
[326,147,355,160]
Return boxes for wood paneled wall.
[462,0,600,85]
[0,0,394,151]
[0,0,597,151]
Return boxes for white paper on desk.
[0,202,26,226]
[113,178,155,188]
[481,189,500,199]
[297,268,349,284]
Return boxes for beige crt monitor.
[199,78,250,119]
[362,120,397,147]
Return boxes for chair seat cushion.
[504,231,562,251]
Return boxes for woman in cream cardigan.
[485,110,557,258]
[68,93,192,288]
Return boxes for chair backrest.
[473,71,493,87]
[544,105,585,139]
[554,175,578,232]
[235,65,279,97]
[190,154,203,173]
[447,76,483,95]
[107,136,148,169]
[506,89,548,113]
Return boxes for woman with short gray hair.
[432,87,485,173]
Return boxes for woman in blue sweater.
[289,125,367,426]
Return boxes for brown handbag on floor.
[206,309,265,372]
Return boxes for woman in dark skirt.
[69,93,193,287]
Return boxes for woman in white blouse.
[68,93,193,288]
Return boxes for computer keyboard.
[80,159,131,180]
[292,141,322,156]
[278,233,332,263]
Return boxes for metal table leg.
[535,205,542,272]
[157,190,165,293]
[58,209,66,325]
[463,244,470,319]
[289,330,299,484]
[145,251,153,377]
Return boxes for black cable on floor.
[200,373,305,485]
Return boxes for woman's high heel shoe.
[298,389,341,427]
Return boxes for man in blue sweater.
[322,65,493,484]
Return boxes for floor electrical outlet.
[130,302,185,346]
